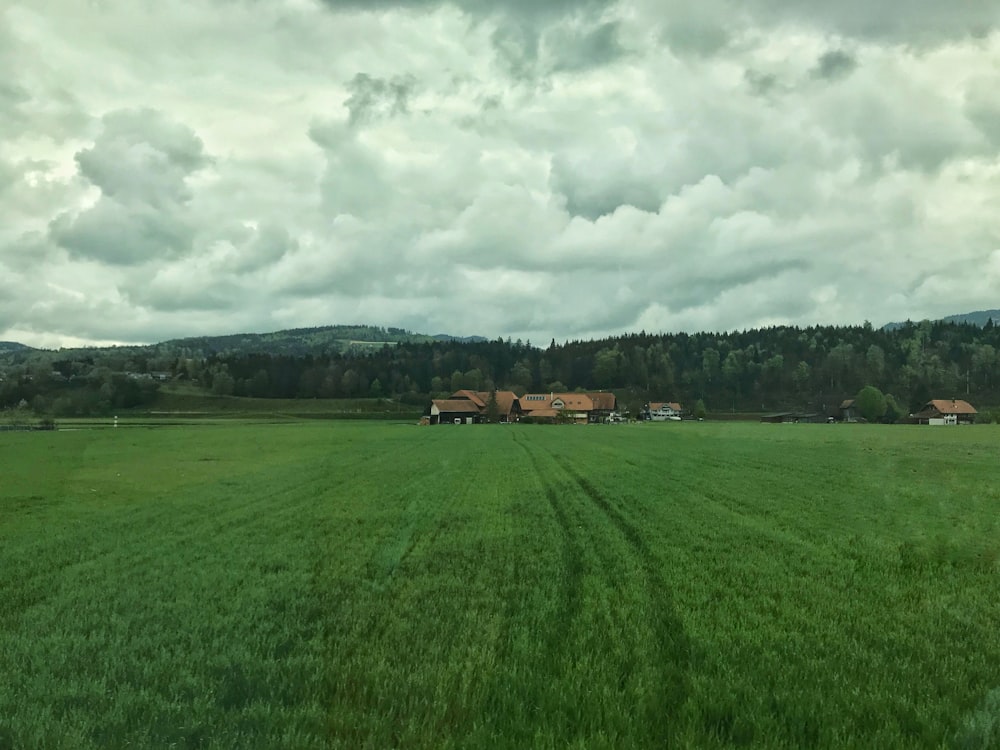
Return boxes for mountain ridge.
[883,308,1000,331]
[1,325,488,358]
[4,310,998,356]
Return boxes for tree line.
[3,319,999,419]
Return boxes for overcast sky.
[2,0,999,348]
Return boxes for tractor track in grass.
[514,431,691,739]
[510,431,586,659]
[544,448,692,726]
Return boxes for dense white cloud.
[1,0,999,347]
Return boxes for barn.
[428,399,481,425]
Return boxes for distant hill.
[883,309,1000,331]
[431,334,489,344]
[0,342,34,353]
[940,309,1000,327]
[160,325,487,357]
[0,341,35,364]
[0,326,489,361]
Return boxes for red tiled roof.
[925,399,977,415]
[451,390,521,416]
[451,390,486,407]
[520,392,594,413]
[650,402,682,412]
[557,394,593,411]
[520,393,553,408]
[587,392,617,410]
[492,391,520,415]
[431,400,481,414]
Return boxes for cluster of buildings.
[426,391,690,425]
[840,397,978,424]
[430,390,982,426]
[426,390,621,425]
[762,398,980,425]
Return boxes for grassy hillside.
[160,325,485,357]
[2,422,998,748]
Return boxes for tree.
[856,385,887,422]
[883,393,902,424]
[509,361,532,391]
[212,370,235,396]
[250,369,270,398]
[791,360,811,396]
[341,369,359,396]
[593,346,620,388]
[866,345,886,385]
[694,399,707,420]
[485,390,499,423]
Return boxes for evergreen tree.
[485,390,499,423]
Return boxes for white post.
[114,415,118,429]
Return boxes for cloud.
[74,109,208,204]
[344,73,418,127]
[316,0,616,19]
[741,0,999,43]
[48,108,208,265]
[964,74,1000,144]
[0,157,17,194]
[3,0,1000,348]
[549,20,626,72]
[50,201,196,266]
[813,49,857,80]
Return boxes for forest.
[2,319,999,420]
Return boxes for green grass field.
[2,422,998,749]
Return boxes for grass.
[113,386,424,421]
[1,421,998,748]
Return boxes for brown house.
[913,399,978,425]
[520,392,618,423]
[647,401,683,420]
[447,390,523,422]
[521,393,593,423]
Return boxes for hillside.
[884,308,1000,330]
[0,342,34,353]
[160,326,488,357]
[940,309,1000,327]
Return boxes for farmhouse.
[645,401,683,420]
[521,393,593,423]
[912,399,978,425]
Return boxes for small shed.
[839,399,858,422]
